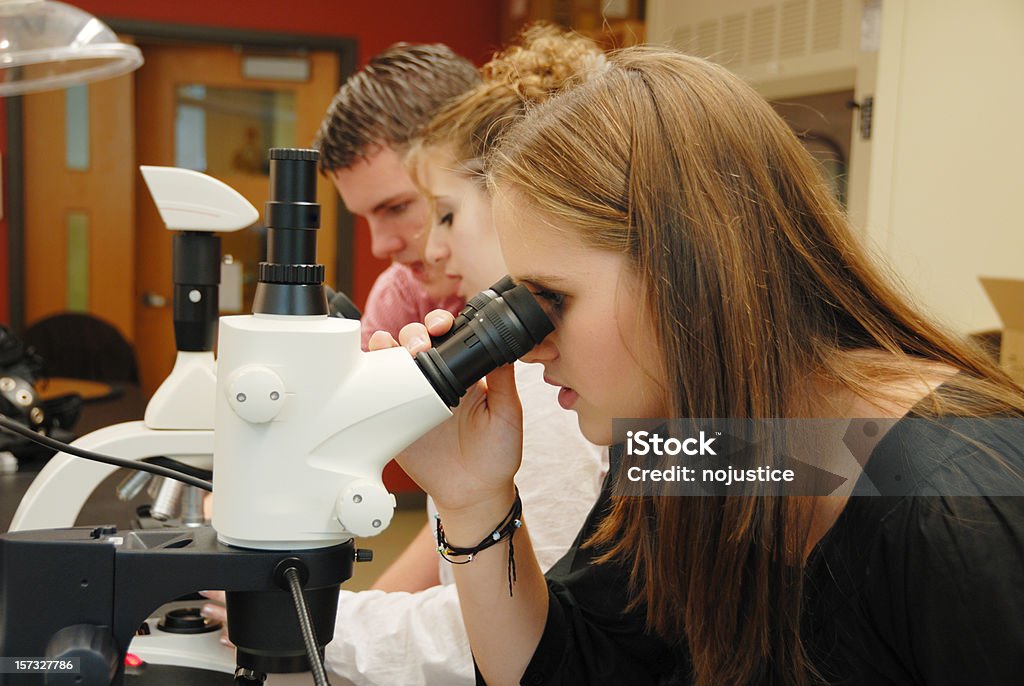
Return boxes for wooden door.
[134,43,340,394]
[22,73,136,342]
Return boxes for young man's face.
[330,145,455,298]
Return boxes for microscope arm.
[9,421,212,531]
[144,350,216,429]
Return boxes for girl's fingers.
[398,322,431,355]
[424,309,455,336]
[367,330,400,351]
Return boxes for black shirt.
[495,413,1024,685]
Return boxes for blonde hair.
[406,23,605,183]
[489,46,1024,685]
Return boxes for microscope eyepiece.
[415,279,554,407]
[253,147,328,316]
[430,275,516,347]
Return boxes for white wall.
[645,0,861,98]
[864,0,1024,333]
[647,0,1024,334]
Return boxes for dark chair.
[22,312,140,384]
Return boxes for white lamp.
[0,0,142,96]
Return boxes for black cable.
[146,455,214,481]
[0,413,213,492]
[283,566,331,686]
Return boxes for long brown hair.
[488,47,1024,685]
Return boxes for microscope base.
[128,602,338,684]
[0,525,352,685]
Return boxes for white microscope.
[0,148,553,685]
[9,159,263,534]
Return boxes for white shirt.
[325,361,608,685]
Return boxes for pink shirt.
[360,263,465,350]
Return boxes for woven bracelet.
[435,488,523,597]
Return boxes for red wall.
[76,0,501,63]
[0,0,502,320]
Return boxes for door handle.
[142,291,168,308]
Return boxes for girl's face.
[419,149,506,298]
[493,190,669,445]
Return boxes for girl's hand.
[368,310,523,515]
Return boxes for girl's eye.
[534,289,565,314]
[438,212,453,227]
[387,201,411,215]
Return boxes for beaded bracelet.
[435,488,523,597]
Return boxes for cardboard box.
[979,277,1024,385]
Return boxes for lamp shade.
[0,0,142,96]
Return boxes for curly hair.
[407,23,606,180]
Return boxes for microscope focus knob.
[45,624,118,685]
[334,478,397,537]
[226,365,286,423]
